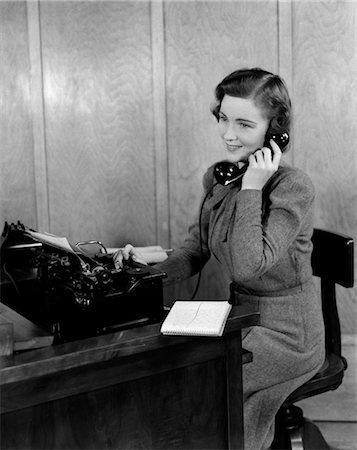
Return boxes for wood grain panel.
[39,1,156,247]
[292,1,357,333]
[1,360,228,449]
[0,1,37,229]
[1,312,257,448]
[164,0,279,300]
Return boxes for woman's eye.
[239,122,251,128]
[219,115,227,122]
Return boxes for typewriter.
[0,222,167,343]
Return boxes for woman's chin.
[225,154,240,164]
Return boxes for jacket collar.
[205,179,240,210]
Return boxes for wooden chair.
[272,229,354,450]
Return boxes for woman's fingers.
[113,249,123,268]
[122,244,134,260]
[269,139,282,169]
[113,244,133,269]
[254,149,265,166]
[248,153,258,167]
[242,140,282,190]
[113,244,148,269]
[130,251,148,266]
[252,141,281,169]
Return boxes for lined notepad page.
[160,301,232,337]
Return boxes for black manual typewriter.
[0,222,167,343]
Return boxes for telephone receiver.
[213,131,289,186]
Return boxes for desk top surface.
[0,304,259,385]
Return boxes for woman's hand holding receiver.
[241,139,282,191]
[113,244,148,269]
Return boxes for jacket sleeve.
[228,169,315,282]
[154,169,214,285]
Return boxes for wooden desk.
[0,305,259,450]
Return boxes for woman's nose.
[224,123,237,140]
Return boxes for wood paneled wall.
[292,1,357,334]
[1,0,356,333]
[0,1,37,228]
[40,1,158,245]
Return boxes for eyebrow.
[219,111,257,125]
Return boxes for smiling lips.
[226,144,243,152]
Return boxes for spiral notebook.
[160,301,232,337]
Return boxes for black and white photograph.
[1,0,356,449]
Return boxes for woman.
[115,68,325,450]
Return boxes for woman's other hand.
[241,139,282,190]
[113,244,148,269]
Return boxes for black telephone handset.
[214,132,289,186]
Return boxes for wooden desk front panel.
[1,305,261,449]
[2,358,228,449]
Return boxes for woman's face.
[218,95,269,164]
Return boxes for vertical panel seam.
[150,0,170,248]
[27,0,50,231]
[277,0,294,167]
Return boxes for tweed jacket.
[156,161,325,450]
[157,161,316,294]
